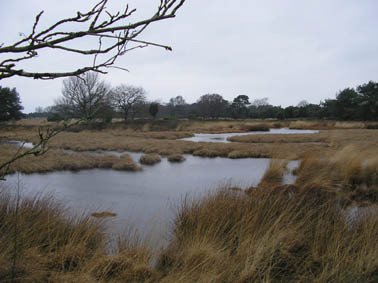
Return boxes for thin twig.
[0,0,186,80]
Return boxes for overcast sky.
[1,0,378,113]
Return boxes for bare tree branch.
[0,119,83,180]
[0,0,186,80]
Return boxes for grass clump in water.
[259,159,288,188]
[139,153,161,165]
[112,154,141,171]
[167,154,186,163]
[227,150,269,159]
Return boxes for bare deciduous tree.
[0,0,185,80]
[111,84,146,121]
[60,72,111,120]
[168,95,186,118]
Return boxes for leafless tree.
[0,0,185,80]
[168,95,186,118]
[111,84,146,121]
[60,72,111,120]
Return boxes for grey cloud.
[1,0,377,112]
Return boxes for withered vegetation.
[0,119,377,282]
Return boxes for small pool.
[180,128,319,143]
[3,154,298,244]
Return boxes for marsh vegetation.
[0,119,377,282]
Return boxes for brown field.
[0,145,141,175]
[228,132,329,143]
[0,119,377,281]
[1,119,377,175]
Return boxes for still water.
[180,128,319,143]
[3,154,298,242]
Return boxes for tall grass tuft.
[0,188,156,282]
[157,186,378,282]
[259,159,288,188]
[112,154,142,171]
[0,182,377,281]
[296,145,378,203]
[0,189,105,281]
[139,153,162,165]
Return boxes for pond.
[180,128,319,143]
[2,154,298,244]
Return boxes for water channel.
[1,129,313,242]
[180,128,319,143]
[3,155,298,242]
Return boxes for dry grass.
[289,120,334,130]
[288,120,377,130]
[175,120,275,133]
[234,123,270,132]
[157,186,378,282]
[6,118,55,127]
[0,190,105,282]
[2,184,377,282]
[295,145,378,203]
[335,121,366,129]
[259,159,288,188]
[366,124,378,129]
[167,154,186,163]
[228,132,329,143]
[227,150,269,159]
[0,189,158,282]
[87,247,157,282]
[1,120,377,174]
[112,154,142,171]
[139,153,162,165]
[91,211,117,218]
[0,119,377,281]
[1,138,378,282]
[0,146,141,175]
[136,131,193,140]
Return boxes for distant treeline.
[20,79,378,122]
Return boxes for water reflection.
[3,154,299,244]
[3,156,271,238]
